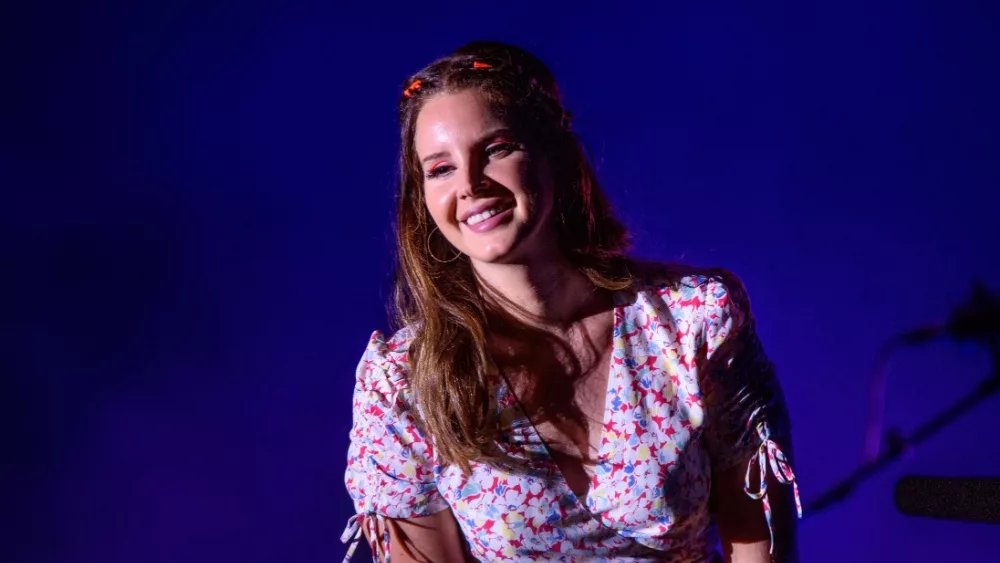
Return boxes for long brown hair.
[392,41,632,472]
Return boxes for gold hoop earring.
[426,228,461,264]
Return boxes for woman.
[342,41,800,562]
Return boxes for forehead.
[413,90,504,154]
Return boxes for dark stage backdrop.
[5,1,998,562]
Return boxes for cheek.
[424,187,457,228]
[524,158,557,216]
[501,155,546,201]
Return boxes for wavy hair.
[392,41,632,471]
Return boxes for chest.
[493,318,615,496]
[431,288,718,558]
[506,344,612,497]
[436,330,713,558]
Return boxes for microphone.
[895,475,1000,524]
[899,283,1000,344]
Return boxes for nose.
[457,158,489,199]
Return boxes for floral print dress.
[342,267,801,562]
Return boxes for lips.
[459,199,515,224]
[462,204,515,233]
[465,202,516,226]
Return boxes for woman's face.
[413,89,557,267]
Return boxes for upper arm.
[364,510,469,563]
[344,331,459,560]
[700,275,800,562]
[712,439,799,563]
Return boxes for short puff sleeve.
[700,274,801,551]
[342,330,449,561]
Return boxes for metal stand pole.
[806,340,1000,515]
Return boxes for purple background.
[5,1,998,561]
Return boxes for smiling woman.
[419,92,565,274]
[417,89,551,263]
[342,41,801,563]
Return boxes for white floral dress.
[342,266,801,562]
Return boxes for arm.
[712,438,799,563]
[363,510,470,563]
[345,331,467,562]
[700,274,800,562]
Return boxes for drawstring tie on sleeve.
[743,419,802,554]
[341,512,391,562]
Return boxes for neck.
[472,254,603,330]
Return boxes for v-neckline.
[495,292,627,509]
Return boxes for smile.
[464,202,515,226]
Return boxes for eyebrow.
[419,127,515,165]
[421,151,450,165]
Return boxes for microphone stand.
[805,337,1000,516]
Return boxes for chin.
[466,225,558,266]
[458,229,519,263]
[457,212,554,266]
[466,248,517,265]
[470,242,547,267]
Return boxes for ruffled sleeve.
[700,274,801,552]
[342,330,449,562]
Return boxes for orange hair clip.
[403,79,422,98]
[472,61,492,69]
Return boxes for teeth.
[465,203,511,226]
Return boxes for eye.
[425,161,454,179]
[486,140,519,158]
